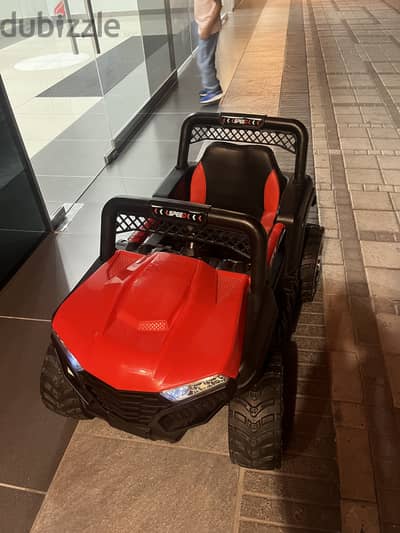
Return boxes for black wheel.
[300,224,324,303]
[228,352,283,470]
[40,346,92,420]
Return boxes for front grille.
[81,372,169,426]
[158,389,230,432]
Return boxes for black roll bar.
[176,112,309,184]
[100,196,268,297]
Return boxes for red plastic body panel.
[53,251,249,392]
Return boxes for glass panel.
[170,0,192,69]
[89,0,151,138]
[188,0,198,52]
[137,0,174,95]
[0,77,49,287]
[0,0,113,217]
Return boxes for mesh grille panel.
[116,214,252,259]
[189,125,297,153]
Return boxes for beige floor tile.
[376,314,400,354]
[333,402,367,429]
[323,238,344,265]
[345,168,383,184]
[378,156,400,170]
[326,309,356,351]
[383,170,400,185]
[385,354,400,408]
[323,265,347,295]
[31,434,239,533]
[351,191,393,211]
[330,352,363,403]
[390,192,400,211]
[320,208,339,229]
[318,190,336,208]
[336,427,376,502]
[366,268,400,300]
[361,241,400,269]
[355,210,399,232]
[341,500,380,533]
[76,407,229,455]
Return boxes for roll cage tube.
[176,112,309,184]
[100,196,268,299]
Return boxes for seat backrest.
[190,142,286,220]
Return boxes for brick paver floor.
[31,0,400,532]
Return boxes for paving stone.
[378,156,400,170]
[375,456,400,490]
[355,210,400,232]
[344,154,379,168]
[243,471,339,504]
[391,192,400,210]
[341,500,380,533]
[330,352,363,402]
[373,139,400,151]
[377,314,400,354]
[370,426,399,459]
[384,354,400,407]
[239,522,325,533]
[336,427,376,502]
[323,265,347,295]
[346,168,383,184]
[320,207,339,229]
[339,126,369,137]
[366,267,400,301]
[333,401,367,429]
[383,170,400,185]
[240,494,341,531]
[295,323,326,337]
[361,241,400,269]
[368,128,400,139]
[341,137,373,150]
[323,238,344,264]
[382,523,400,532]
[351,191,393,210]
[380,490,400,524]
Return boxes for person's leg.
[197,32,221,92]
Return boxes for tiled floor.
[2,0,400,531]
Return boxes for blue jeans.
[197,32,220,92]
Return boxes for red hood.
[53,251,249,392]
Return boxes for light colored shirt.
[194,0,222,36]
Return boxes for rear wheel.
[40,346,92,420]
[301,224,324,303]
[228,352,283,470]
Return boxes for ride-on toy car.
[41,112,323,470]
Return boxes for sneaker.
[199,85,222,98]
[200,88,223,105]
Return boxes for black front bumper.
[56,344,235,442]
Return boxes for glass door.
[89,0,176,141]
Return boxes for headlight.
[160,375,228,402]
[54,333,83,374]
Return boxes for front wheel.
[228,352,283,470]
[40,345,92,420]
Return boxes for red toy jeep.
[41,113,323,470]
